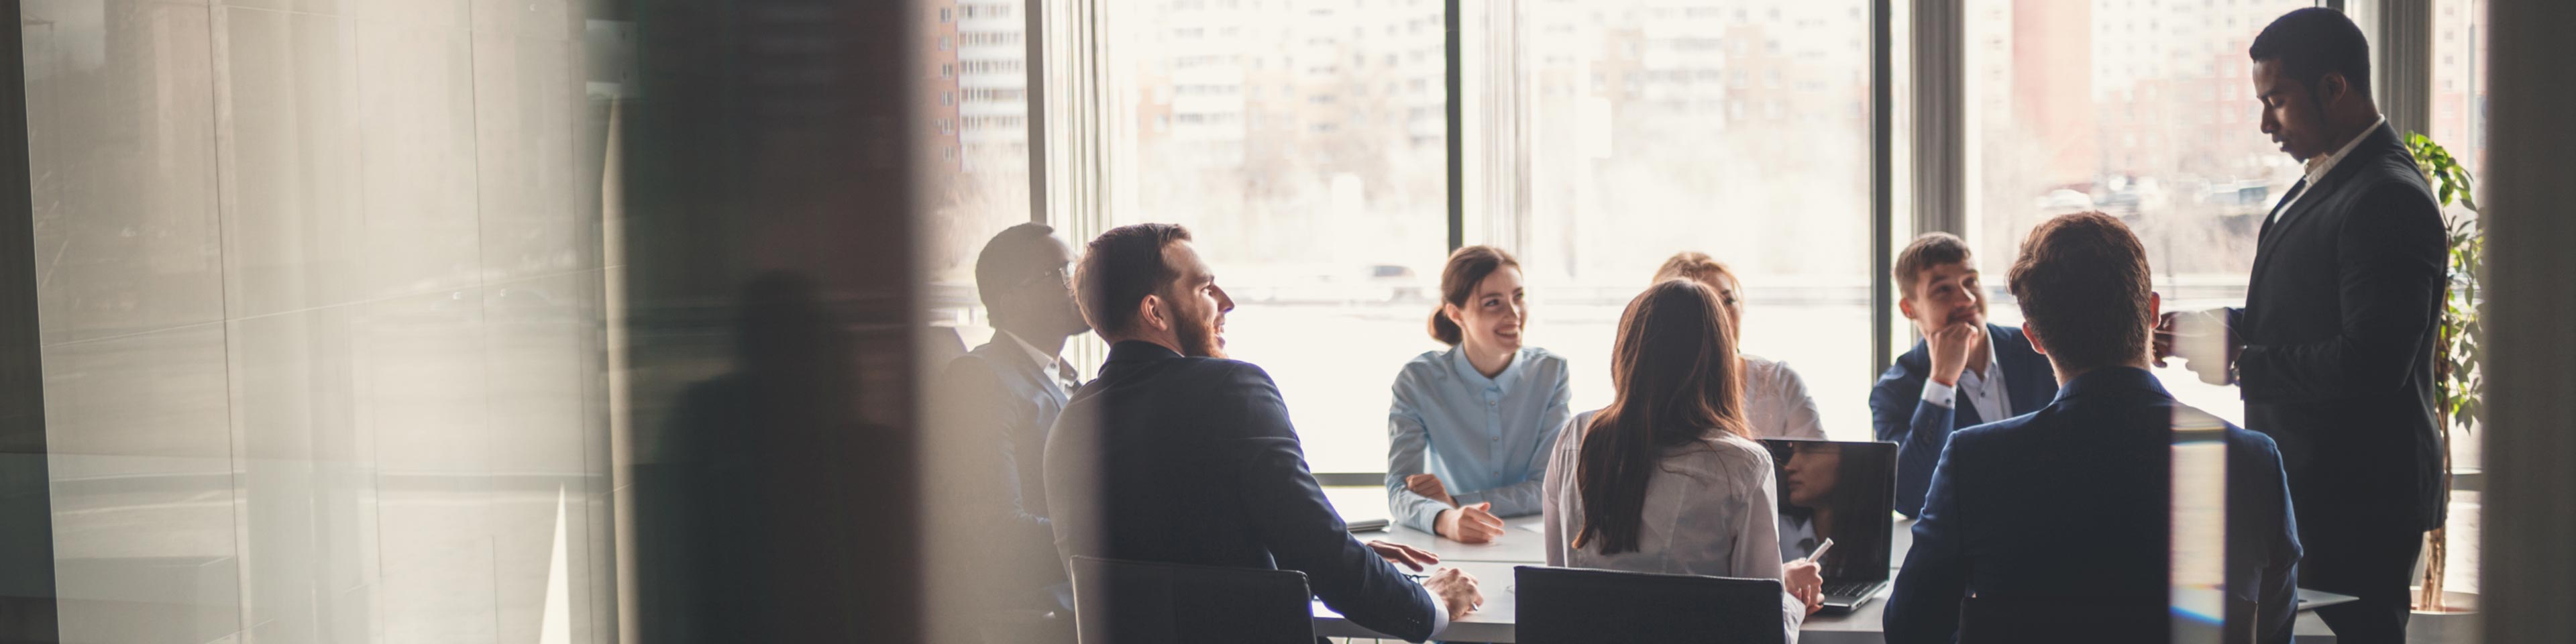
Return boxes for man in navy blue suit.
[1871,232,2059,517]
[1044,223,1482,643]
[1884,212,2302,643]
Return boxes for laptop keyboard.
[1822,580,1879,598]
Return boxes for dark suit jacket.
[1882,368,2303,644]
[2236,122,2448,531]
[1045,341,1441,642]
[1871,323,2059,517]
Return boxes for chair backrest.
[1515,566,1788,644]
[1067,556,1316,644]
[1957,595,2253,644]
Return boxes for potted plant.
[2403,132,2481,641]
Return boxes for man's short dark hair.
[973,222,1061,315]
[1894,232,1974,301]
[2008,212,2154,373]
[2249,7,2373,101]
[1075,223,1193,337]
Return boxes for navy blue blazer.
[1881,368,2302,644]
[1044,341,1442,642]
[1870,323,2058,517]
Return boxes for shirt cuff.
[1920,379,1957,409]
[1450,490,1485,510]
[1427,588,1453,637]
[1395,491,1451,533]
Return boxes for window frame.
[1016,0,2442,480]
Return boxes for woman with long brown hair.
[1540,279,1825,637]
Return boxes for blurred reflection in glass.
[924,223,1089,643]
[1772,441,1891,579]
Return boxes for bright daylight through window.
[924,0,1040,349]
[1500,0,1877,443]
[1106,0,1452,474]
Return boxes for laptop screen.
[1760,439,1898,581]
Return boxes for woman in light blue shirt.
[1387,246,1572,543]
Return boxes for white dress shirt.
[1542,410,1807,642]
[1917,341,2010,425]
[2271,114,2387,223]
[1743,356,1829,440]
[1001,329,1077,392]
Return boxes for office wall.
[2481,1,2576,641]
[19,1,615,642]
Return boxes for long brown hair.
[1572,279,1749,555]
[1428,246,1521,345]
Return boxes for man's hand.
[1434,502,1504,543]
[2152,311,2181,365]
[1784,559,1825,615]
[1925,320,1984,387]
[1405,473,1456,506]
[1364,539,1441,572]
[2157,309,2240,385]
[1421,568,1483,622]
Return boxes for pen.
[1804,538,1835,565]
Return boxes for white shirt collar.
[999,329,1061,376]
[1960,336,2004,388]
[2301,115,2385,189]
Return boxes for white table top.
[1320,513,2343,642]
[1349,513,1553,564]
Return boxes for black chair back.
[1515,565,1788,644]
[1067,556,1316,644]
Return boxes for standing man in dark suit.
[1871,233,2059,518]
[1045,223,1482,642]
[935,223,1092,619]
[2157,9,2447,642]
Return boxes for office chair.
[1067,555,1316,644]
[1515,565,1789,644]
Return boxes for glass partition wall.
[20,1,618,642]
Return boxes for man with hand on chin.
[1869,233,2059,518]
[1046,223,1482,642]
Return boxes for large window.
[2426,0,2487,596]
[924,0,1040,350]
[1498,0,1880,440]
[1106,0,1452,474]
[1963,0,2315,423]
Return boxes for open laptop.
[1761,439,1900,613]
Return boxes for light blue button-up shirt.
[1385,345,1572,533]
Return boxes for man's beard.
[1175,309,1226,359]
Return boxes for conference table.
[1317,511,2348,643]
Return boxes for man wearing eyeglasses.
[938,223,1095,621]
